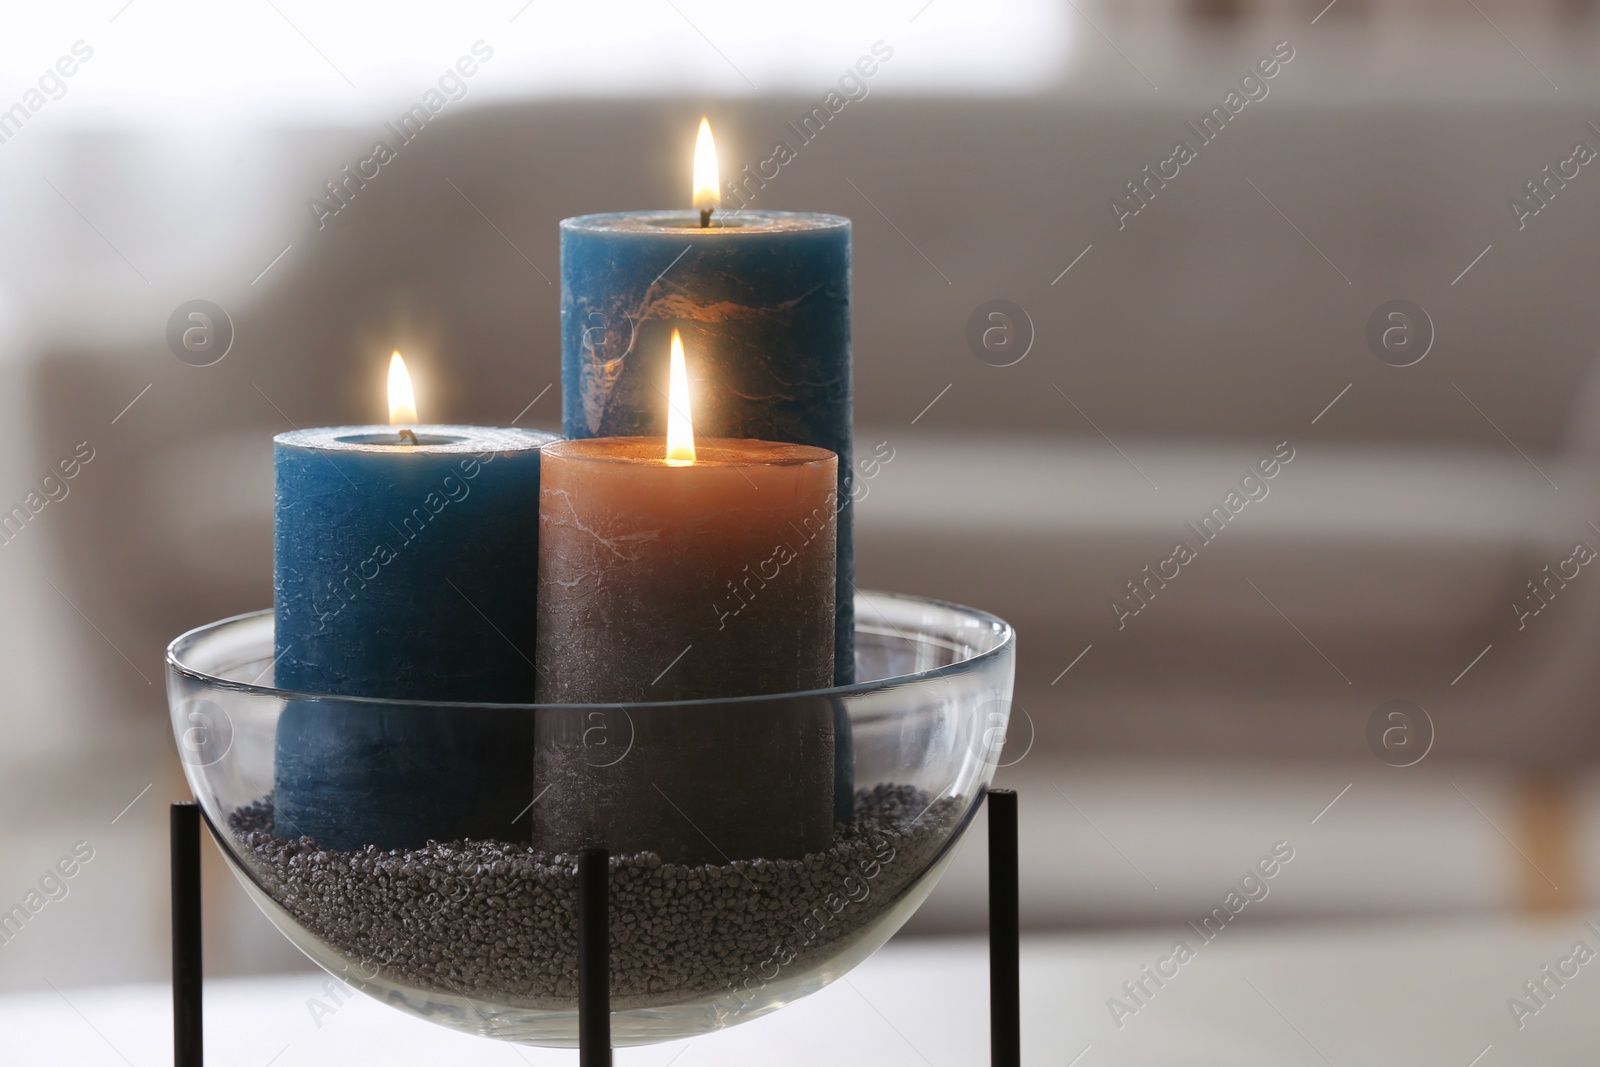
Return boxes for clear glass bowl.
[166,591,1014,1047]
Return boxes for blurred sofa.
[17,91,1600,763]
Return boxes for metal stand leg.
[171,802,203,1067]
[578,847,612,1065]
[988,788,1020,1067]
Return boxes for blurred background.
[3,0,1600,1049]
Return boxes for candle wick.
[398,429,420,446]
[699,207,713,229]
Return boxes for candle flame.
[665,329,695,466]
[692,117,720,214]
[388,351,418,427]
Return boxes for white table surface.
[4,917,1597,1066]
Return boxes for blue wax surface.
[559,211,855,687]
[274,425,552,701]
[272,424,555,850]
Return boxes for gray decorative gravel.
[230,783,958,1009]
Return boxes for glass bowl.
[166,590,1014,1047]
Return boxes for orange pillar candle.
[536,436,837,700]
[536,330,836,702]
[534,330,837,862]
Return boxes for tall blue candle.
[272,420,555,850]
[558,209,854,691]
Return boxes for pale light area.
[665,329,695,466]
[0,0,1072,130]
[387,351,417,427]
[692,117,719,213]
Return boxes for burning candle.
[272,352,557,850]
[534,330,838,862]
[538,330,836,700]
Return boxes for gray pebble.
[228,784,955,1011]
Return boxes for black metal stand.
[577,847,612,1065]
[988,788,1020,1067]
[171,803,202,1067]
[169,790,1022,1064]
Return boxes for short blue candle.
[272,425,555,850]
[560,209,855,818]
[559,211,854,683]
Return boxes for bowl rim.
[166,589,1014,711]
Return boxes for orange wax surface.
[535,437,837,703]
